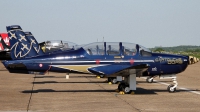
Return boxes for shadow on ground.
[21,87,200,95]
[34,76,96,78]
[32,81,107,84]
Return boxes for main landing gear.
[116,73,136,94]
[118,82,132,94]
[108,77,118,84]
[99,75,104,78]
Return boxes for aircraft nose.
[180,55,189,72]
[183,55,189,65]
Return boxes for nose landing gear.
[159,74,178,93]
[167,78,178,93]
[146,75,178,93]
[146,76,154,83]
[146,75,158,83]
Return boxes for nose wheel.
[167,78,178,93]
[146,75,158,83]
[146,76,154,83]
[167,84,176,92]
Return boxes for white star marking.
[21,43,29,51]
[9,32,17,40]
[30,38,36,44]
[18,34,27,42]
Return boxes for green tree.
[154,48,164,53]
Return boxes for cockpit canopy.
[39,40,77,52]
[80,42,152,56]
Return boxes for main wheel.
[146,77,153,83]
[100,75,104,78]
[108,78,111,82]
[118,83,125,91]
[167,84,176,93]
[122,85,131,94]
[111,78,118,84]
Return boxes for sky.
[0,0,200,48]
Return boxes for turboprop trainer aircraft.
[2,25,189,94]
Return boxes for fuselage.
[2,43,189,77]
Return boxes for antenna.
[103,37,104,42]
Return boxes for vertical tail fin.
[7,25,39,60]
[24,32,44,55]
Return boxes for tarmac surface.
[0,62,200,112]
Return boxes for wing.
[87,64,149,77]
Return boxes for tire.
[118,83,125,91]
[100,75,104,78]
[122,85,131,94]
[111,78,118,84]
[108,78,111,82]
[146,77,153,83]
[167,84,176,93]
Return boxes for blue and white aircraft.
[2,25,189,94]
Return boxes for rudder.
[24,32,44,55]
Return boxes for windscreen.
[43,40,77,52]
[82,42,105,55]
[106,42,120,55]
[139,44,152,57]
[122,42,137,56]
